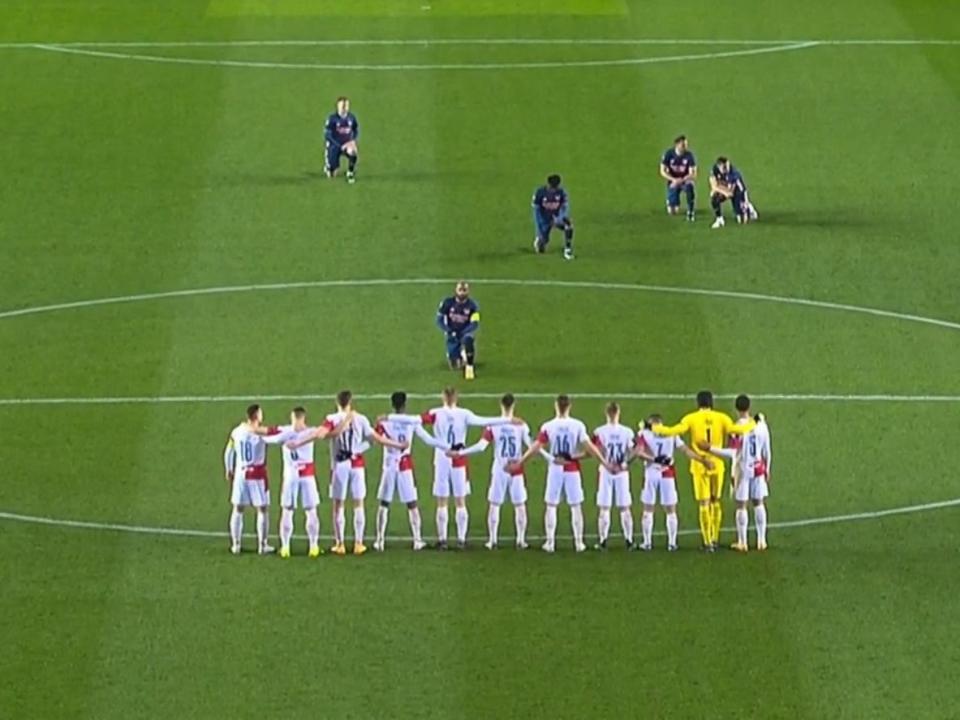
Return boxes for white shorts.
[487,467,528,506]
[596,469,631,508]
[734,475,769,503]
[544,467,584,506]
[640,474,679,507]
[329,463,367,502]
[281,474,320,509]
[231,478,270,508]
[433,458,470,498]
[377,467,418,505]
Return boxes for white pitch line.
[1,498,957,543]
[28,41,818,71]
[3,277,960,333]
[0,38,959,49]
[3,393,960,406]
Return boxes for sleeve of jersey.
[689,152,697,167]
[537,429,549,444]
[482,428,494,442]
[223,439,236,475]
[353,116,359,139]
[435,304,449,332]
[420,412,435,425]
[711,447,737,460]
[414,423,445,450]
[652,419,688,437]
[763,429,773,475]
[324,117,336,143]
[466,411,509,427]
[458,438,489,457]
[322,419,335,431]
[723,415,756,435]
[262,430,293,445]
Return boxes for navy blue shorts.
[666,180,695,207]
[445,332,474,361]
[325,141,355,170]
[534,210,570,239]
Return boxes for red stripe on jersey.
[351,456,365,469]
[662,466,677,478]
[375,422,385,435]
[563,461,580,472]
[537,431,549,444]
[399,455,414,472]
[452,455,468,469]
[322,420,335,431]
[265,426,281,435]
[508,467,524,477]
[421,412,436,425]
[244,464,267,480]
[754,461,767,477]
[728,435,743,450]
[591,435,602,449]
[298,462,316,477]
[482,428,493,442]
[636,435,650,451]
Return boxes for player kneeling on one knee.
[324,96,360,183]
[531,174,575,260]
[709,156,758,229]
[436,281,480,376]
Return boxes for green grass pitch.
[2,1,960,718]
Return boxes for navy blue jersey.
[712,163,747,191]
[661,148,697,179]
[532,186,569,218]
[436,297,480,335]
[325,112,359,146]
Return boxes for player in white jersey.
[698,395,772,551]
[511,394,617,553]
[632,413,713,551]
[322,390,408,556]
[265,406,352,559]
[372,391,450,552]
[397,386,518,550]
[592,402,651,551]
[223,403,280,555]
[450,393,550,550]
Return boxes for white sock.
[256,509,269,549]
[455,506,469,543]
[376,506,389,543]
[736,507,749,546]
[598,508,611,543]
[487,505,500,545]
[515,505,528,545]
[755,504,768,545]
[620,509,634,545]
[408,507,422,543]
[544,505,558,543]
[279,508,294,551]
[571,505,584,546]
[305,508,320,549]
[229,509,243,547]
[334,506,345,545]
[666,513,678,546]
[436,506,449,543]
[353,507,365,545]
[641,511,654,546]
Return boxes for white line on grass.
[27,41,819,71]
[0,38,959,48]
[3,393,960,406]
[1,498,957,544]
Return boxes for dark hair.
[696,390,714,409]
[337,95,349,104]
[735,394,751,412]
[716,156,728,165]
[501,393,515,409]
[556,394,571,412]
[674,134,687,144]
[547,174,562,188]
[606,401,620,418]
[292,406,306,418]
[336,390,352,409]
[246,403,261,420]
[391,391,406,412]
[647,413,662,424]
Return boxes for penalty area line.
[1,498,958,543]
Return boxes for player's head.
[246,403,263,424]
[391,391,407,413]
[442,386,458,406]
[336,390,352,411]
[547,174,562,189]
[336,96,350,116]
[501,393,515,415]
[735,394,751,413]
[291,405,307,425]
[647,413,662,425]
[715,156,730,173]
[674,134,688,152]
[605,401,620,422]
[696,390,714,409]
[455,280,470,301]
[555,394,571,416]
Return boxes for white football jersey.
[730,418,772,480]
[638,429,686,480]
[323,412,375,464]
[418,406,507,458]
[592,423,635,466]
[264,424,316,472]
[481,423,533,463]
[229,423,268,475]
[537,417,589,457]
[376,416,444,468]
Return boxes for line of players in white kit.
[224,387,772,557]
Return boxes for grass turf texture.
[2,1,960,718]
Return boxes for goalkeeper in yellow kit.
[651,390,754,551]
